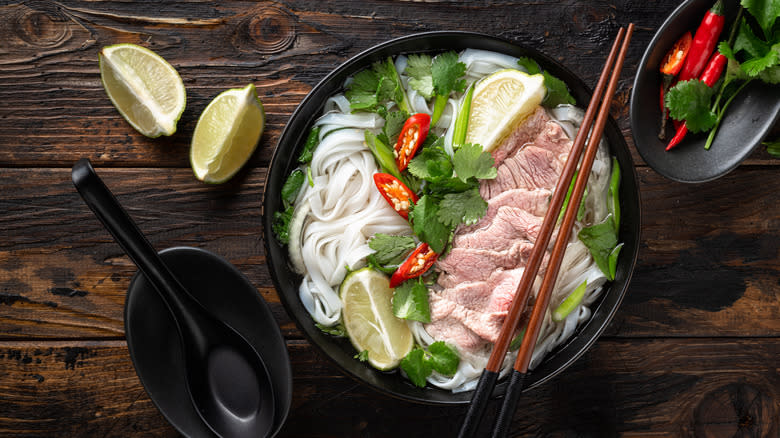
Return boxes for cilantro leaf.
[760,64,780,83]
[517,57,541,75]
[578,214,619,280]
[452,143,497,182]
[281,169,304,207]
[410,195,450,254]
[664,79,718,133]
[297,126,321,164]
[438,188,488,227]
[741,0,780,37]
[354,350,369,362]
[742,42,780,76]
[407,147,453,182]
[734,17,771,59]
[392,279,431,323]
[368,234,416,266]
[400,348,431,388]
[378,110,409,147]
[345,69,380,111]
[272,207,293,244]
[542,71,577,107]
[427,342,459,376]
[316,322,347,337]
[431,51,467,95]
[405,54,434,99]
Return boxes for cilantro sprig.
[404,51,467,125]
[346,57,410,114]
[400,341,460,388]
[406,141,496,254]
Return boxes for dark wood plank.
[0,0,776,168]
[0,339,777,437]
[1,166,779,340]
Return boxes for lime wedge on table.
[190,84,265,184]
[340,268,413,370]
[465,69,546,152]
[99,43,186,138]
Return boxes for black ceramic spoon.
[72,158,275,438]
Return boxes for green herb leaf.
[741,42,780,76]
[541,71,577,107]
[297,126,321,164]
[734,17,771,59]
[452,143,497,182]
[354,350,369,362]
[381,110,409,147]
[759,65,780,83]
[410,195,450,254]
[578,214,619,280]
[427,341,459,376]
[407,147,453,182]
[665,79,718,133]
[438,188,488,227]
[346,58,409,113]
[400,348,431,388]
[272,206,294,244]
[517,57,541,75]
[765,139,780,156]
[431,51,467,95]
[281,169,304,207]
[406,54,434,99]
[345,69,380,111]
[316,322,347,337]
[392,279,431,323]
[740,0,780,37]
[368,233,417,266]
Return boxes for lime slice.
[340,268,414,370]
[99,43,186,137]
[190,84,265,184]
[465,69,546,152]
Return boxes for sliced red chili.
[660,31,692,76]
[373,173,418,219]
[394,113,430,171]
[390,243,438,288]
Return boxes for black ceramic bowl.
[263,31,640,404]
[630,0,780,183]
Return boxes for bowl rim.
[262,30,641,404]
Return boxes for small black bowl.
[125,246,292,437]
[630,0,780,183]
[262,31,640,404]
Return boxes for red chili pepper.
[666,51,727,151]
[394,113,430,171]
[373,173,418,219]
[677,1,725,83]
[389,243,438,288]
[659,32,693,139]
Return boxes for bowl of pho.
[263,31,640,404]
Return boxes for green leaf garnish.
[665,79,718,133]
[368,234,417,266]
[578,214,619,280]
[452,143,497,182]
[400,348,431,388]
[392,279,431,323]
[427,341,459,376]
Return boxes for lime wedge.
[465,69,546,152]
[190,84,265,184]
[340,268,414,370]
[99,43,186,137]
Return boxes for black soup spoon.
[72,158,275,438]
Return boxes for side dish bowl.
[630,0,780,183]
[262,31,641,404]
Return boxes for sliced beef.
[436,241,534,287]
[459,188,551,235]
[452,206,542,251]
[480,146,563,199]
[491,106,551,166]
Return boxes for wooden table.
[1,1,778,436]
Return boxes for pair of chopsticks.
[458,24,634,438]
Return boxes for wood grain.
[0,339,777,437]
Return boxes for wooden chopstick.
[490,23,634,438]
[457,24,634,438]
